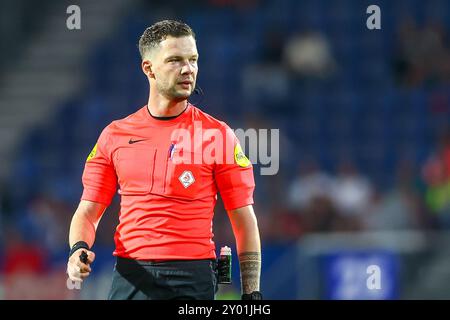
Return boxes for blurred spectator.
[288,160,335,210]
[422,130,450,227]
[330,159,374,217]
[304,194,340,233]
[363,161,433,231]
[283,31,336,80]
[17,194,72,253]
[287,160,343,233]
[2,227,46,275]
[393,17,450,87]
[242,28,289,112]
[2,226,46,299]
[2,226,75,299]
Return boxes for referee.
[66,20,262,300]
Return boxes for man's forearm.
[227,205,262,294]
[235,219,261,294]
[69,200,106,248]
[239,251,261,294]
[69,212,97,248]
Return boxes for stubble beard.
[157,81,194,102]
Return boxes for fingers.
[67,263,90,282]
[77,252,92,273]
[67,249,95,282]
[79,264,91,273]
[73,254,91,273]
[67,263,83,282]
[86,250,96,264]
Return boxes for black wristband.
[69,241,90,258]
[242,291,263,300]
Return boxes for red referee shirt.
[81,104,255,260]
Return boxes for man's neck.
[147,93,187,117]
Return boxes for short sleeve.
[214,125,255,211]
[81,126,117,206]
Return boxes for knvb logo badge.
[179,170,195,188]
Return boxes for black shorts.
[108,257,219,300]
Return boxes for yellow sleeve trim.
[86,143,98,161]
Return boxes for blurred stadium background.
[1,0,450,299]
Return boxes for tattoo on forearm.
[239,252,261,294]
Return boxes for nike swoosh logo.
[128,138,148,144]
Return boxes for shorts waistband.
[116,256,216,267]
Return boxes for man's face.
[149,35,198,101]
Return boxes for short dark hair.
[138,20,195,59]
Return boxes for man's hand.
[67,249,95,282]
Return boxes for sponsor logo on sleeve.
[234,143,251,167]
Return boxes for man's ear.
[142,60,155,79]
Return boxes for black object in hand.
[217,246,232,284]
[79,251,88,264]
[217,256,232,284]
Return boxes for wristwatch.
[242,291,263,300]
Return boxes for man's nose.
[181,62,195,74]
